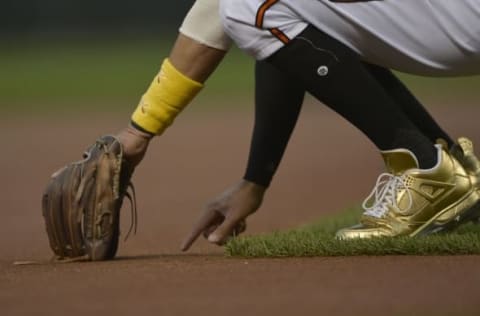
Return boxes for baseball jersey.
[220,0,480,76]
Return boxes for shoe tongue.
[381,149,419,175]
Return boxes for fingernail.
[208,234,220,243]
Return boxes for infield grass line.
[225,208,480,257]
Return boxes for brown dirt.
[1,100,480,316]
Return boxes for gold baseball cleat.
[336,144,480,240]
[450,137,480,224]
[451,137,480,189]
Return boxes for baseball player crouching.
[61,0,479,256]
[207,0,480,240]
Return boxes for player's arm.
[118,0,232,164]
[243,61,305,187]
[182,60,306,250]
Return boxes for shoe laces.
[362,173,413,218]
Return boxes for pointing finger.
[181,209,222,251]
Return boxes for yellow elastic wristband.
[131,58,203,135]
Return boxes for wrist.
[129,121,155,139]
[240,178,267,194]
[117,125,152,167]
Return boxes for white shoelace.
[362,173,413,218]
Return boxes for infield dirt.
[1,100,480,315]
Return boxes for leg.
[268,26,438,168]
[365,64,480,223]
[220,0,480,76]
[363,63,455,148]
[268,26,479,238]
[220,0,480,236]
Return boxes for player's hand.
[181,179,266,251]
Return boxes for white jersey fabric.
[220,0,480,76]
[180,0,232,51]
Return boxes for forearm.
[121,0,231,162]
[121,34,228,164]
[169,34,227,83]
[243,60,305,187]
[131,0,231,136]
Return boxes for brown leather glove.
[42,135,137,261]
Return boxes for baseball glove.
[42,135,137,262]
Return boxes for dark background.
[1,0,193,36]
[0,0,478,112]
[0,0,256,109]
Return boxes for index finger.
[181,209,221,251]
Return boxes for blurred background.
[0,0,255,116]
[0,0,479,261]
[1,0,478,117]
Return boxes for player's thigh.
[221,0,480,75]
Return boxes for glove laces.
[123,182,138,241]
[362,173,413,218]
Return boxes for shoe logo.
[415,179,455,202]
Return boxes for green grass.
[0,37,254,113]
[225,208,480,257]
[1,37,479,114]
